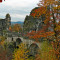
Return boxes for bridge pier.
[29,43,39,56]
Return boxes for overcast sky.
[0,0,39,22]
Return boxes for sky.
[0,0,39,22]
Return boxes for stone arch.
[29,43,39,56]
[16,38,22,47]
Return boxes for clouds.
[0,0,39,22]
[3,0,38,8]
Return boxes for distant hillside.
[11,21,23,25]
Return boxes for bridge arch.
[29,43,39,56]
[16,38,22,47]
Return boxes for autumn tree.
[35,41,57,60]
[9,26,12,32]
[12,43,29,60]
[9,24,22,33]
[0,36,6,46]
[25,0,60,59]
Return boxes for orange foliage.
[9,26,12,31]
[30,6,47,18]
[26,0,60,59]
[26,30,55,42]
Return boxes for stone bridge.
[6,37,41,56]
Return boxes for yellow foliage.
[0,40,5,45]
[12,43,29,60]
[54,5,60,10]
[0,36,5,45]
[35,41,58,60]
[55,25,60,31]
[55,22,60,31]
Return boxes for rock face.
[5,13,11,29]
[23,15,37,33]
[0,13,11,36]
[23,7,45,33]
